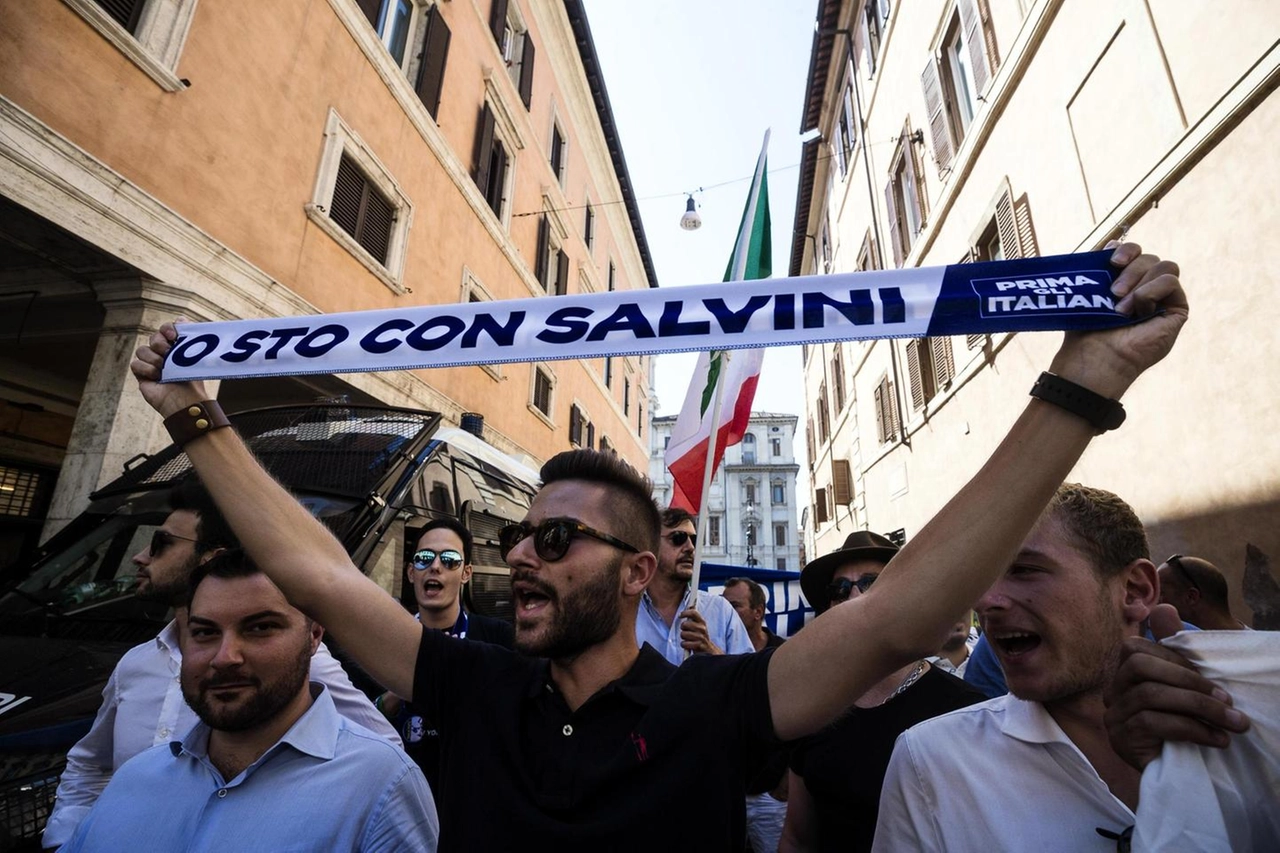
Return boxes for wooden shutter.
[958,0,991,96]
[995,188,1020,259]
[554,250,569,295]
[1015,194,1040,258]
[330,154,393,264]
[415,5,451,121]
[906,340,926,410]
[356,0,382,29]
[884,179,902,268]
[586,422,595,449]
[518,33,536,108]
[976,0,1000,73]
[487,143,507,214]
[874,383,886,443]
[535,215,549,289]
[814,489,829,525]
[921,58,953,174]
[967,333,986,350]
[886,379,899,439]
[488,0,509,46]
[931,336,955,388]
[569,404,583,445]
[832,459,853,505]
[97,0,146,32]
[473,105,496,192]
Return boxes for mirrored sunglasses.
[411,549,465,571]
[827,573,877,604]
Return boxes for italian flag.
[665,133,772,513]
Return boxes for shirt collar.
[156,618,181,658]
[170,683,340,764]
[523,645,676,706]
[995,695,1073,746]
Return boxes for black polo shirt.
[414,626,778,851]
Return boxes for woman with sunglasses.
[783,532,986,853]
[377,517,513,801]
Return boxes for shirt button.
[158,727,170,737]
[562,724,573,737]
[217,789,227,798]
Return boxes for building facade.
[793,0,1280,619]
[0,0,655,567]
[650,412,801,573]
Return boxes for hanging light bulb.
[680,195,702,231]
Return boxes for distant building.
[650,413,801,572]
[0,0,655,564]
[791,0,1280,620]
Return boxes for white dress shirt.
[873,694,1136,852]
[43,619,400,847]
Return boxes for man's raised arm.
[129,342,421,700]
[769,244,1187,740]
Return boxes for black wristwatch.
[1028,372,1126,433]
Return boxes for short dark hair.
[661,507,695,530]
[1170,556,1231,610]
[416,517,473,564]
[1046,483,1149,579]
[170,478,238,552]
[725,577,765,610]
[189,548,260,598]
[539,449,661,554]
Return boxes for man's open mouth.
[991,630,1041,657]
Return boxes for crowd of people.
[42,245,1277,851]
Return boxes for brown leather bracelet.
[163,400,231,447]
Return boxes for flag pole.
[687,129,771,605]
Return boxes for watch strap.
[1029,372,1126,433]
[163,400,231,447]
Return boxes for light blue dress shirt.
[61,685,438,852]
[636,586,754,665]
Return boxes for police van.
[0,403,538,848]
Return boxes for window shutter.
[586,422,595,449]
[415,5,451,121]
[907,340,928,410]
[887,379,900,439]
[967,333,986,350]
[976,0,1000,73]
[487,143,508,214]
[569,404,582,445]
[330,154,393,264]
[921,58,953,174]
[874,383,886,443]
[958,0,991,96]
[473,105,496,193]
[554,250,569,295]
[518,33,536,108]
[994,188,1020,259]
[908,130,929,224]
[814,489,829,525]
[1014,194,1040,258]
[832,459,853,505]
[356,0,381,29]
[97,0,147,32]
[884,179,902,267]
[488,0,509,46]
[931,336,955,388]
[535,215,549,289]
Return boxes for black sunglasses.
[827,574,877,603]
[149,529,203,558]
[665,530,697,548]
[499,519,639,563]
[411,549,464,571]
[1165,554,1200,592]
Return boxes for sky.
[580,1,819,432]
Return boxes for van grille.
[92,405,439,502]
[0,754,63,845]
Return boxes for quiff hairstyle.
[539,449,662,554]
[170,478,238,552]
[416,516,473,564]
[1045,483,1149,579]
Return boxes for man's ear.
[461,564,473,585]
[1120,558,1160,625]
[623,551,658,596]
[198,546,226,566]
[308,620,325,655]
